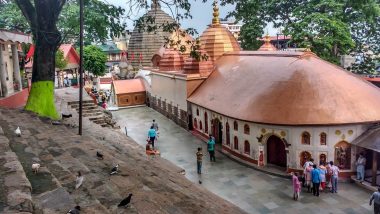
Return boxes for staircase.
[68,100,111,128]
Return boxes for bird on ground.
[199,180,202,184]
[14,127,21,137]
[96,151,104,160]
[32,163,40,174]
[75,171,84,189]
[67,205,81,214]
[118,193,133,207]
[110,164,119,175]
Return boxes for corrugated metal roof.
[113,79,145,94]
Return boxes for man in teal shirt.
[207,135,216,162]
[148,126,157,149]
[311,164,321,196]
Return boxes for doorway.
[267,135,287,168]
[212,118,223,144]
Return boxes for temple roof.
[199,1,240,61]
[113,79,145,95]
[188,51,380,125]
[128,4,175,67]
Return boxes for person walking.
[356,153,366,183]
[330,161,340,193]
[207,135,216,162]
[147,126,157,149]
[311,164,321,196]
[292,172,301,201]
[152,119,159,131]
[319,164,327,192]
[305,165,313,193]
[370,187,380,214]
[196,147,203,174]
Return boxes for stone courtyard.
[0,89,245,213]
[112,107,375,214]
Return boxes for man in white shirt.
[356,153,366,182]
[329,161,340,193]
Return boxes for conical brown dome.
[159,49,184,71]
[199,1,240,61]
[258,34,277,51]
[128,3,175,67]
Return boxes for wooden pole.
[372,151,378,186]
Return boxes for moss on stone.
[24,81,59,119]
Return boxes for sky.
[104,0,277,37]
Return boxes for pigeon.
[32,163,40,174]
[75,171,84,189]
[118,193,133,207]
[110,164,119,175]
[67,205,81,214]
[14,127,21,137]
[96,151,104,160]
[199,180,202,184]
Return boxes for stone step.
[73,106,98,111]
[83,112,103,117]
[67,100,94,105]
[70,103,97,109]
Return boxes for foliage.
[83,45,107,77]
[225,0,380,67]
[55,49,68,70]
[2,0,126,44]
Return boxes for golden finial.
[304,44,312,52]
[264,33,271,44]
[212,0,220,25]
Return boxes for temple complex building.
[130,0,380,181]
[0,30,32,97]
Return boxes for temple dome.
[199,2,240,61]
[128,3,175,67]
[188,51,380,125]
[258,34,277,51]
[183,50,214,76]
[159,49,184,71]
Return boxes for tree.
[13,0,125,119]
[83,45,107,77]
[226,0,380,66]
[55,50,68,70]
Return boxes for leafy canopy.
[83,45,107,77]
[55,49,68,70]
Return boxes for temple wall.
[191,104,369,178]
[0,42,15,95]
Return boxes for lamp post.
[79,0,84,135]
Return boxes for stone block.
[35,187,74,211]
[7,190,33,212]
[3,160,24,173]
[4,172,32,193]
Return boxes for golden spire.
[264,33,271,45]
[212,0,220,26]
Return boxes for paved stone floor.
[112,107,374,214]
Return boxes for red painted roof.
[259,35,291,41]
[364,77,380,82]
[26,44,79,68]
[100,77,113,84]
[113,79,145,94]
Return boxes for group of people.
[147,120,159,149]
[195,134,216,174]
[292,159,340,200]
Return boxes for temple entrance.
[212,118,222,144]
[267,135,287,168]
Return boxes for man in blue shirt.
[311,164,321,196]
[207,135,216,162]
[148,126,157,149]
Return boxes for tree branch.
[14,0,37,29]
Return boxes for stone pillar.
[11,44,22,91]
[372,151,378,186]
[0,43,8,97]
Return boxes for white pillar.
[11,44,22,91]
[0,43,8,96]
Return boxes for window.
[299,151,312,168]
[233,121,238,131]
[301,131,311,145]
[320,132,327,145]
[226,122,230,145]
[193,118,197,129]
[334,141,351,170]
[244,141,250,154]
[199,121,203,130]
[196,108,199,116]
[1,44,5,51]
[204,112,208,133]
[244,124,250,135]
[234,136,238,150]
[320,154,327,165]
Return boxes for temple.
[125,0,380,180]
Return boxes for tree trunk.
[24,31,60,119]
[16,0,65,119]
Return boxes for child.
[292,172,301,200]
[196,147,203,174]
